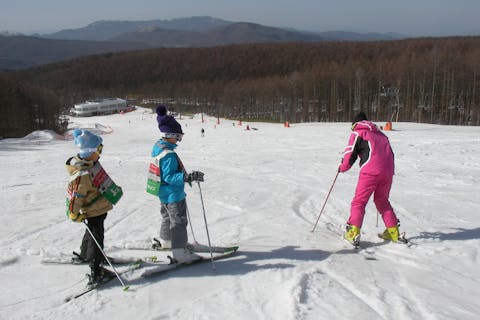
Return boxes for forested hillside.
[2,36,480,137]
[0,76,65,138]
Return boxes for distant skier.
[148,105,204,263]
[201,128,205,137]
[65,129,123,286]
[338,111,403,246]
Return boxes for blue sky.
[1,0,479,36]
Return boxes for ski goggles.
[95,144,103,155]
[162,132,184,142]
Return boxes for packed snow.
[1,107,479,320]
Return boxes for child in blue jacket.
[149,105,204,263]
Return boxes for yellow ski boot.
[379,225,408,244]
[344,224,361,248]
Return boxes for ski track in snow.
[1,109,480,319]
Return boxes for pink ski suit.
[339,120,398,229]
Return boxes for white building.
[71,98,127,117]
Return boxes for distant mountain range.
[0,35,151,70]
[0,16,406,70]
[45,16,234,41]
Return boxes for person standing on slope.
[338,111,403,246]
[66,129,123,286]
[148,105,204,263]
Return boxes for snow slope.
[1,108,479,320]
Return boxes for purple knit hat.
[156,105,183,140]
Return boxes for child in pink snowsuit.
[339,112,399,238]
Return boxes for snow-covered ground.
[1,107,479,320]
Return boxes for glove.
[184,171,205,185]
[191,171,204,182]
[68,211,86,222]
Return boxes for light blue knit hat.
[72,129,103,158]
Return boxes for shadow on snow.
[126,245,332,286]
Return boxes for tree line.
[1,36,480,137]
[0,75,66,138]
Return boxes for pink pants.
[347,172,398,228]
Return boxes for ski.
[64,261,141,302]
[326,222,409,249]
[141,247,239,278]
[185,242,239,253]
[113,239,239,254]
[42,251,158,265]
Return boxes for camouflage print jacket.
[66,156,113,219]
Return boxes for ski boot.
[87,270,102,288]
[99,266,116,278]
[379,225,408,244]
[87,266,116,288]
[171,248,202,264]
[343,224,361,248]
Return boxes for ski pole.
[83,221,129,290]
[196,181,216,271]
[186,202,198,244]
[311,171,339,233]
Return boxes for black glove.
[190,171,204,182]
[184,171,205,185]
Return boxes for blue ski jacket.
[151,139,186,204]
